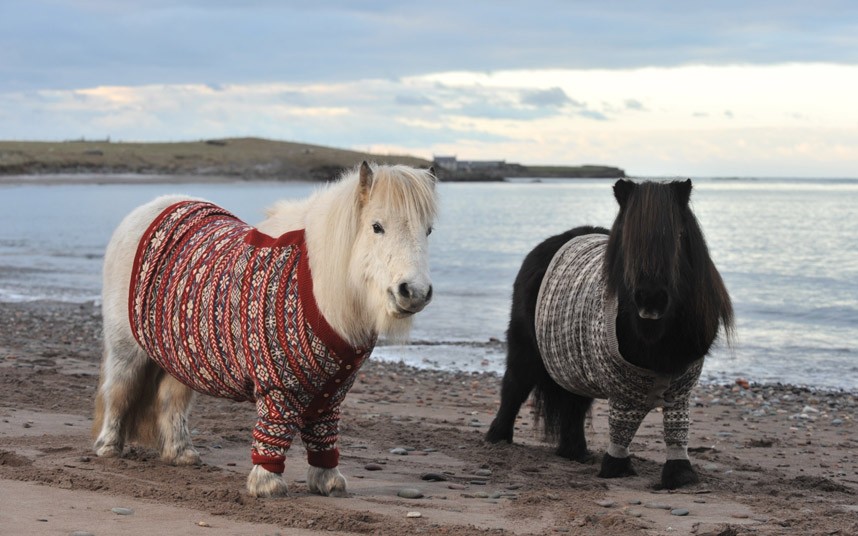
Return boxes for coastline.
[0,299,856,535]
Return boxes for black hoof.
[485,421,512,444]
[598,453,636,478]
[660,459,699,489]
[557,445,593,463]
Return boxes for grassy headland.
[0,137,625,181]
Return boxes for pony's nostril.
[425,285,433,302]
[398,282,411,299]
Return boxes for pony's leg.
[155,374,200,465]
[485,319,538,444]
[93,335,154,458]
[660,400,698,489]
[552,390,594,462]
[301,412,347,497]
[598,400,646,478]
[246,422,294,497]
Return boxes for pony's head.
[347,162,438,341]
[605,179,732,346]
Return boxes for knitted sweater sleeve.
[299,405,342,469]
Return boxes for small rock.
[420,472,448,482]
[406,511,422,518]
[111,507,134,516]
[596,499,615,508]
[627,499,642,505]
[474,468,492,477]
[364,463,384,471]
[422,448,438,453]
[625,509,643,518]
[489,492,502,499]
[397,488,424,499]
[506,484,522,490]
[671,508,689,516]
[197,521,210,527]
[389,448,408,455]
[469,480,487,485]
[471,491,489,498]
[447,483,467,490]
[547,493,560,501]
[832,418,843,426]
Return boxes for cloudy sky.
[2,1,858,177]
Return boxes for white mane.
[256,163,438,347]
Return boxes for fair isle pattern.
[535,234,703,456]
[129,201,371,473]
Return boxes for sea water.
[0,177,855,389]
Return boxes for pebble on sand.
[596,500,615,508]
[364,463,384,471]
[474,468,492,477]
[111,507,134,515]
[397,488,424,499]
[406,511,422,518]
[671,508,690,516]
[389,448,408,455]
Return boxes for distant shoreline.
[0,137,625,182]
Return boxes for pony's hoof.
[247,464,289,498]
[660,459,699,489]
[557,445,593,463]
[484,421,513,444]
[598,453,637,478]
[307,466,348,497]
[94,442,122,458]
[167,447,201,466]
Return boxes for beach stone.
[671,508,690,516]
[625,509,643,518]
[489,491,502,499]
[469,480,487,485]
[421,472,448,482]
[406,511,422,518]
[831,418,843,426]
[397,488,424,499]
[111,507,134,516]
[389,448,408,455]
[596,499,615,507]
[364,463,384,471]
[474,468,492,477]
[471,491,489,498]
[627,499,642,505]
[422,447,438,452]
[447,483,467,490]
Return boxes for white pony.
[93,162,437,497]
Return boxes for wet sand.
[1,300,856,535]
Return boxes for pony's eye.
[427,226,433,236]
[372,222,385,234]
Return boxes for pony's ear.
[359,161,373,206]
[672,179,692,206]
[428,166,438,185]
[613,179,636,207]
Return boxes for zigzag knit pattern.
[534,234,702,455]
[129,201,372,473]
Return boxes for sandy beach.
[0,300,856,535]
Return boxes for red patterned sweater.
[129,201,372,473]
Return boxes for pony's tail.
[531,378,592,442]
[91,357,163,447]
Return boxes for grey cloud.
[625,99,645,111]
[520,87,573,108]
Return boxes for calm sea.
[0,177,855,390]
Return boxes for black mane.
[606,179,734,373]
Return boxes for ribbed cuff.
[251,452,286,474]
[307,449,339,469]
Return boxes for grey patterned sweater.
[535,234,703,459]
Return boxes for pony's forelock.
[364,164,438,227]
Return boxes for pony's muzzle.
[634,288,669,320]
[390,281,433,316]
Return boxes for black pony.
[485,179,733,489]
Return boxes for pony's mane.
[365,165,438,226]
